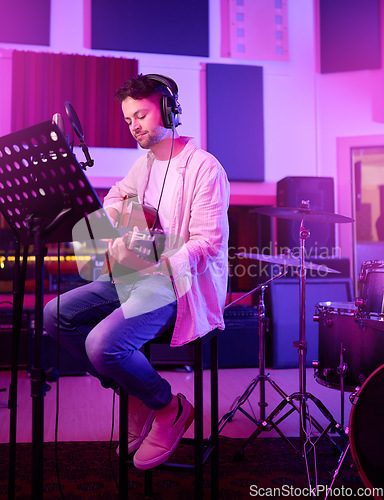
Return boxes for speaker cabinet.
[276,176,335,257]
[228,205,272,299]
[266,278,353,368]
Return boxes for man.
[44,73,230,469]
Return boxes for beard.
[135,125,168,149]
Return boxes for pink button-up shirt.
[104,137,230,346]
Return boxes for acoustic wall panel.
[91,0,209,57]
[221,0,289,61]
[206,63,264,181]
[318,0,381,73]
[0,0,50,45]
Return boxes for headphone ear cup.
[160,95,180,129]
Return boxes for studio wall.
[1,0,384,193]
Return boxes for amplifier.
[149,305,260,369]
[210,305,259,368]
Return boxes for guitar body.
[119,202,162,231]
[102,202,165,278]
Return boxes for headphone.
[145,74,182,129]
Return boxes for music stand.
[0,121,116,499]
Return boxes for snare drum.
[349,364,384,497]
[314,302,361,391]
[356,260,384,322]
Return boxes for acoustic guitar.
[102,201,166,279]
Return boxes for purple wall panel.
[91,0,209,57]
[0,0,50,45]
[319,0,381,73]
[206,63,264,182]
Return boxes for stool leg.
[119,389,129,499]
[144,470,153,498]
[210,335,219,499]
[142,343,154,498]
[194,339,204,499]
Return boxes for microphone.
[52,112,65,133]
[52,113,71,148]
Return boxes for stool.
[118,329,220,499]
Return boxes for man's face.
[121,94,167,149]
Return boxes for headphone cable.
[152,122,175,230]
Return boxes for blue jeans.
[43,274,177,410]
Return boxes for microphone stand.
[78,137,94,170]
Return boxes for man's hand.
[107,236,159,273]
[104,206,119,226]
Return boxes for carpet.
[0,437,369,499]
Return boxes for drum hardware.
[357,317,384,331]
[233,202,353,461]
[218,266,290,434]
[337,343,348,429]
[324,438,351,500]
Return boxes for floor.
[0,365,354,444]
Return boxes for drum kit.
[219,201,384,496]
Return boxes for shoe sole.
[133,404,195,470]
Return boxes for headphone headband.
[145,73,179,97]
[144,73,182,129]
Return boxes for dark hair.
[115,73,169,102]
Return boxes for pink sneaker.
[117,395,155,455]
[133,394,194,470]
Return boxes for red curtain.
[11,50,138,148]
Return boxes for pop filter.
[64,101,94,169]
[65,101,84,140]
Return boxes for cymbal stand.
[218,268,290,434]
[235,216,348,459]
[297,215,309,450]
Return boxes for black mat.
[0,437,370,499]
